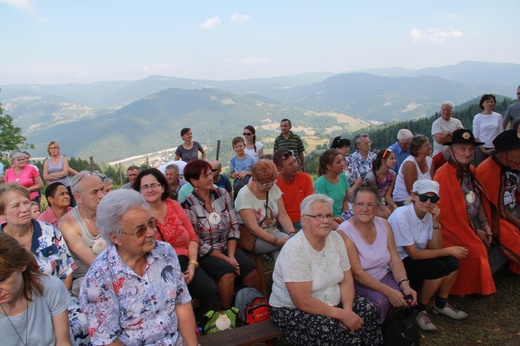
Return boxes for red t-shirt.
[276,173,314,223]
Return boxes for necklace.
[0,299,29,346]
[78,207,98,238]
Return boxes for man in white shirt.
[431,101,464,156]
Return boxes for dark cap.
[444,129,484,146]
[493,129,520,152]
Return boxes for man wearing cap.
[434,129,506,296]
[388,128,413,173]
[273,149,314,230]
[476,130,520,273]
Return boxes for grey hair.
[354,133,369,146]
[440,101,454,110]
[9,150,25,163]
[71,170,101,195]
[165,164,179,174]
[397,129,413,141]
[300,194,334,216]
[96,189,150,243]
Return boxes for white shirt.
[472,112,504,148]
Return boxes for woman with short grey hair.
[269,193,382,345]
[81,189,198,346]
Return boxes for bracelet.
[398,279,409,287]
[288,232,297,239]
[433,224,441,229]
[188,260,199,268]
[271,237,279,245]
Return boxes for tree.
[0,103,33,152]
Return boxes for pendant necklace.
[0,300,29,346]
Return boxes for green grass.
[268,265,520,345]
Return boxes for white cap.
[412,179,439,196]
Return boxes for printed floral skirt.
[271,295,382,346]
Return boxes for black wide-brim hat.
[493,129,520,152]
[444,129,484,146]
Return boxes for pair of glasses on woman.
[417,194,439,203]
[120,217,158,238]
[304,214,334,221]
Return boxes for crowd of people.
[1,88,520,345]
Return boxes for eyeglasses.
[304,214,334,221]
[141,183,162,191]
[276,150,294,164]
[243,132,253,136]
[258,180,276,188]
[120,217,158,238]
[416,194,439,203]
[353,202,378,210]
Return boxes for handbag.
[382,306,420,346]
[237,224,257,252]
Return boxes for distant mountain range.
[1,60,518,162]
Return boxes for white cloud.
[409,27,463,44]
[142,63,176,73]
[198,16,221,29]
[230,13,251,22]
[0,0,39,17]
[224,57,279,65]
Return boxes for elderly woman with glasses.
[4,150,43,202]
[337,181,416,325]
[132,168,221,316]
[393,134,435,206]
[181,160,260,312]
[270,194,383,345]
[388,179,468,332]
[80,189,198,346]
[235,159,297,260]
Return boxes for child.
[364,148,398,218]
[230,136,256,201]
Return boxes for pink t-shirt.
[337,217,391,281]
[156,199,199,258]
[4,165,40,200]
[38,206,73,227]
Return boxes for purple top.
[337,216,391,281]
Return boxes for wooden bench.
[198,319,284,346]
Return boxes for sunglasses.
[211,168,219,172]
[120,217,158,238]
[276,150,294,164]
[417,194,439,203]
[258,180,276,188]
[243,132,253,136]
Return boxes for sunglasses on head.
[417,194,439,203]
[276,150,294,164]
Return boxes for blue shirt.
[388,141,409,174]
[230,154,255,174]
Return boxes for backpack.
[382,307,420,346]
[235,287,271,325]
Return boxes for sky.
[1,0,518,85]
